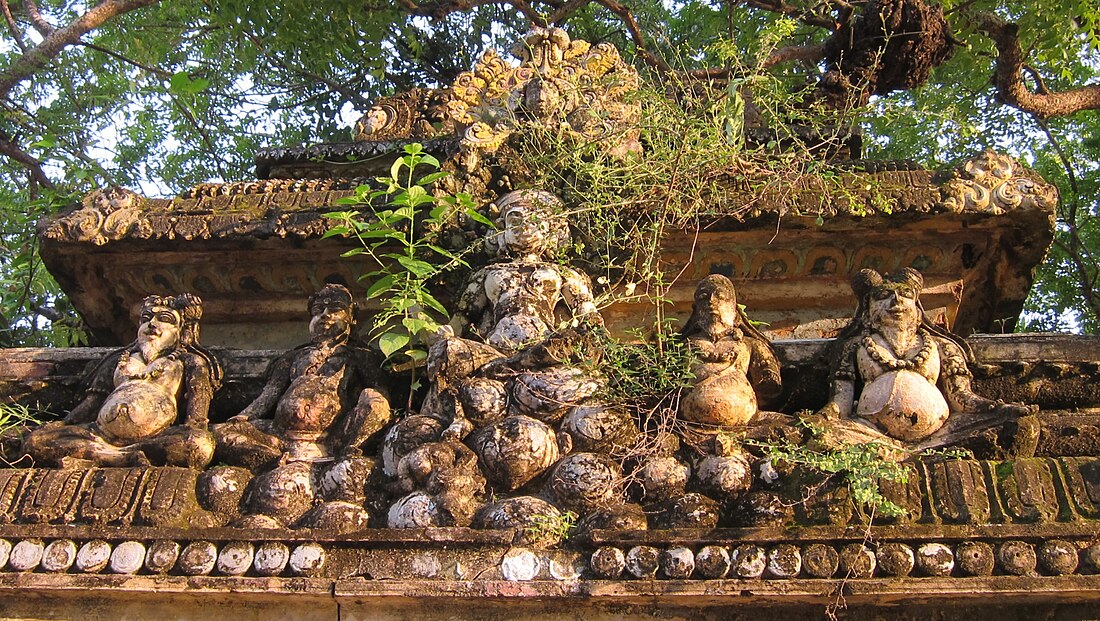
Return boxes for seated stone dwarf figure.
[214,284,392,470]
[680,274,783,431]
[815,267,1037,458]
[23,293,222,469]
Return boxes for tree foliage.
[0,0,1096,344]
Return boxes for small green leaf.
[403,143,424,156]
[390,158,404,181]
[421,292,448,315]
[378,332,410,358]
[366,274,396,298]
[402,317,431,335]
[340,248,365,258]
[396,256,435,277]
[417,171,449,185]
[407,185,428,201]
[321,226,350,239]
[466,209,497,228]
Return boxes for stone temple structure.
[2,27,1100,621]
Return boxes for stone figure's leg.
[917,410,1040,458]
[212,420,285,470]
[810,416,908,461]
[22,423,133,467]
[132,426,216,469]
[330,388,393,456]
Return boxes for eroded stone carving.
[815,267,1038,458]
[23,294,221,468]
[630,275,784,528]
[40,187,151,245]
[446,27,640,169]
[353,88,455,142]
[215,284,391,468]
[939,150,1058,214]
[383,189,626,532]
[680,274,783,429]
[212,284,392,529]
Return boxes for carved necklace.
[299,339,343,376]
[116,349,181,381]
[862,331,933,372]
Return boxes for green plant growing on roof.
[324,143,491,403]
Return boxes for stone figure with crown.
[814,267,1039,459]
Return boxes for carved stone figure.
[680,274,783,429]
[23,294,221,468]
[388,189,623,530]
[214,284,392,470]
[816,268,1038,457]
[421,189,602,439]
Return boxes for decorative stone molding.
[939,150,1058,215]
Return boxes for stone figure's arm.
[748,338,783,404]
[64,353,118,424]
[818,340,859,420]
[182,356,216,429]
[560,267,598,319]
[938,338,1034,416]
[64,392,105,425]
[234,354,293,421]
[450,269,489,336]
[819,379,856,420]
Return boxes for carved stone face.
[693,276,740,333]
[309,298,353,343]
[868,284,920,331]
[363,106,390,135]
[500,204,550,257]
[137,304,182,362]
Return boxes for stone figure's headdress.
[308,283,358,319]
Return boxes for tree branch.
[972,10,1100,119]
[0,0,159,101]
[763,42,826,68]
[79,41,172,78]
[742,0,839,30]
[592,0,671,73]
[1,0,26,52]
[0,130,56,190]
[397,0,546,24]
[23,0,55,36]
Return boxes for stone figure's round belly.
[488,313,550,351]
[97,380,178,441]
[857,370,949,441]
[274,375,342,432]
[680,365,758,428]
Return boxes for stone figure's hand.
[995,401,1038,418]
